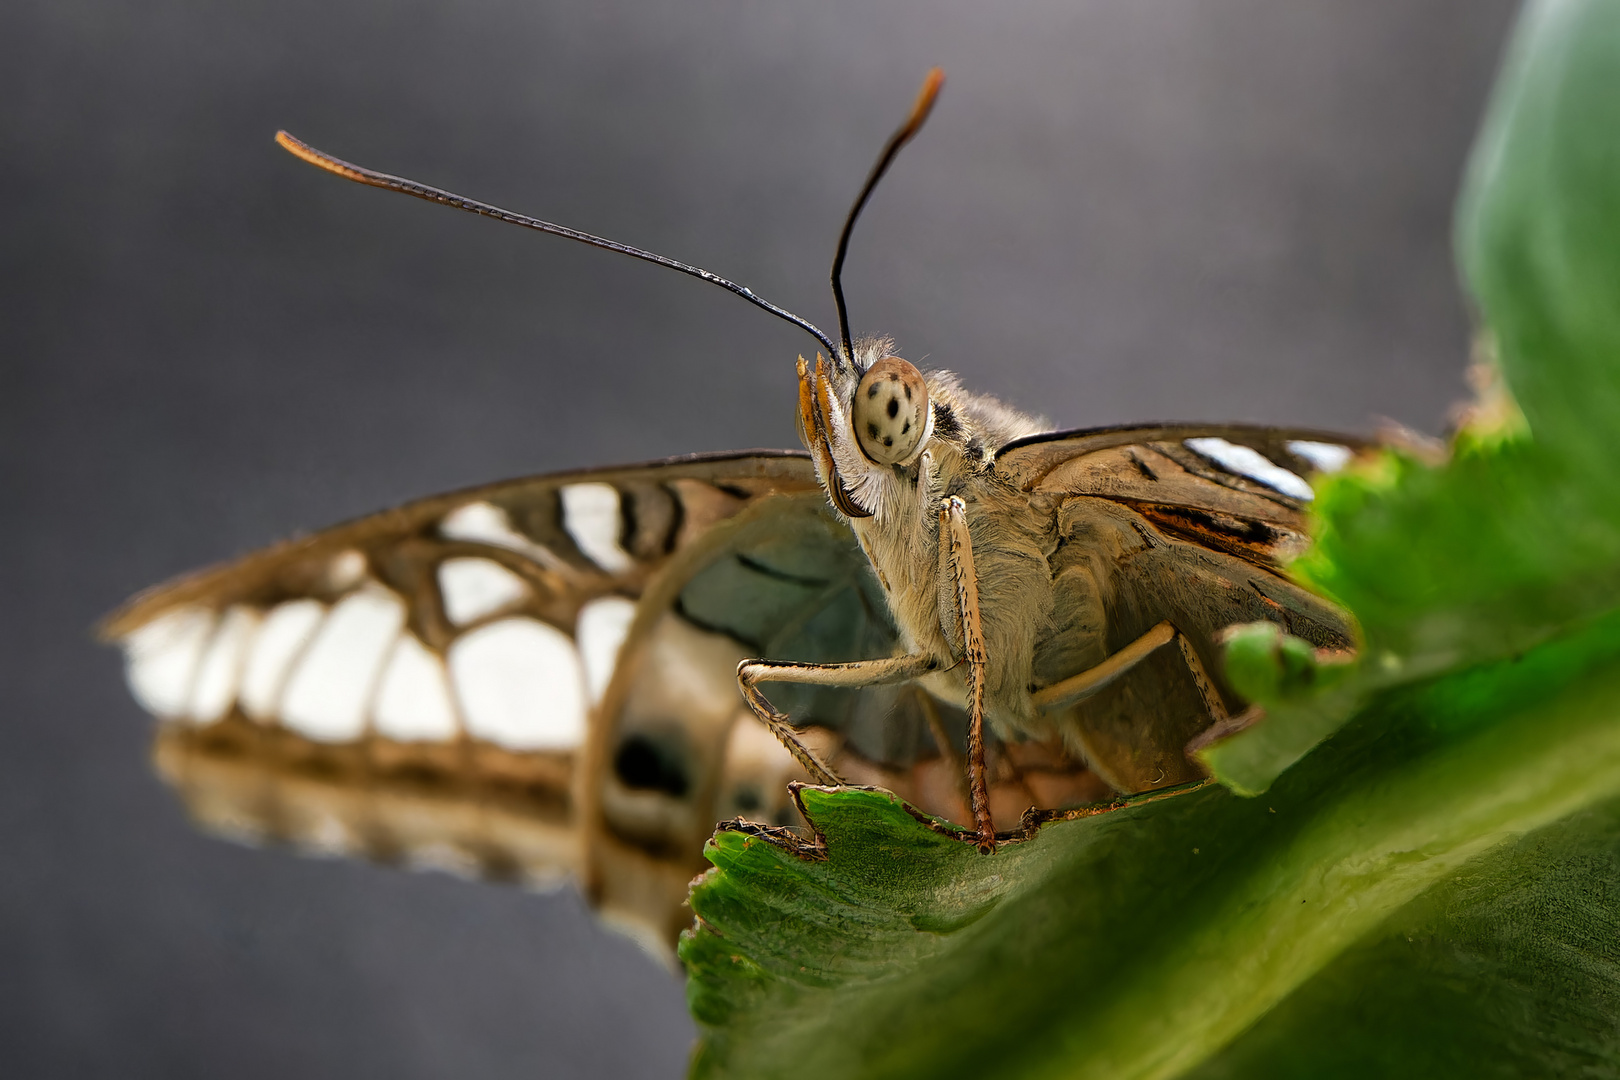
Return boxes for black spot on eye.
[888,372,899,381]
[614,734,689,797]
[886,399,899,419]
[904,385,913,400]
[867,383,879,398]
[902,420,911,434]
[867,422,879,438]
[884,436,893,446]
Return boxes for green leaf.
[1188,800,1620,1078]
[685,617,1620,1078]
[683,1,1620,1074]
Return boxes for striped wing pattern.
[1000,422,1362,568]
[1001,424,1367,601]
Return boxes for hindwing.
[1001,423,1368,792]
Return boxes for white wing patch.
[450,617,586,751]
[560,483,634,574]
[1286,439,1355,474]
[240,599,325,721]
[374,633,460,742]
[326,548,368,591]
[576,595,637,705]
[438,557,530,625]
[1185,437,1315,500]
[189,605,262,725]
[281,585,405,742]
[439,501,562,568]
[124,606,215,717]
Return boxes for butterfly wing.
[999,424,1368,791]
[105,426,1373,947]
[1001,422,1364,566]
[102,450,906,952]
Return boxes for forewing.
[102,451,857,950]
[1000,422,1368,568]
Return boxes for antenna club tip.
[275,130,323,168]
[914,68,945,114]
[899,68,944,139]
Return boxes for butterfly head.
[796,341,1048,521]
[796,342,935,520]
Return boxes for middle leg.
[1032,621,1229,724]
[1032,621,1232,793]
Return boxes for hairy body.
[833,345,1057,740]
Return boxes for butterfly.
[102,70,1365,958]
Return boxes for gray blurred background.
[3,0,1520,1076]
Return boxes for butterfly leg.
[939,495,996,854]
[737,652,939,787]
[1030,621,1229,725]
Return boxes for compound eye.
[852,356,929,466]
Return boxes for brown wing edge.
[997,421,1375,489]
[98,449,815,640]
[997,420,1367,466]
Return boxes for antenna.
[274,130,842,363]
[829,68,945,373]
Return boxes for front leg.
[737,653,938,787]
[940,495,997,853]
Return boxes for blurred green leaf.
[1202,0,1620,792]
[1458,0,1620,463]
